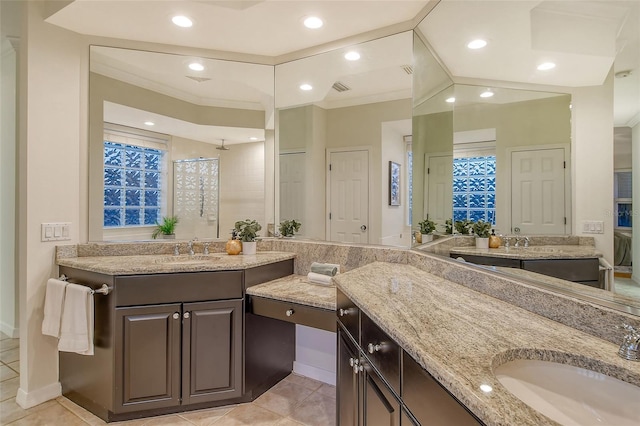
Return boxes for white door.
[511,148,566,234]
[329,150,369,243]
[426,154,453,227]
[279,152,306,229]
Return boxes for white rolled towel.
[307,272,333,286]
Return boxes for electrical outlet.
[41,222,72,241]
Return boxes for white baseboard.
[293,361,336,386]
[0,321,18,338]
[16,382,61,409]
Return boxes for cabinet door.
[115,303,181,413]
[182,299,243,405]
[338,327,360,426]
[362,361,400,426]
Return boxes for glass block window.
[103,141,164,228]
[452,155,496,224]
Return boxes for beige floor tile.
[1,331,9,341]
[0,376,20,402]
[275,418,305,426]
[289,392,336,426]
[0,338,19,352]
[315,383,336,399]
[282,374,323,392]
[57,396,106,425]
[1,364,19,382]
[0,398,29,424]
[138,414,194,425]
[108,418,149,426]
[213,404,283,426]
[7,401,87,425]
[8,360,20,373]
[178,405,234,426]
[253,381,314,417]
[0,347,19,364]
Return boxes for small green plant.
[151,216,178,239]
[234,219,262,242]
[444,219,453,235]
[279,219,301,237]
[472,220,492,238]
[454,219,473,235]
[417,218,436,235]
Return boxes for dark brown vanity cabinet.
[336,288,484,426]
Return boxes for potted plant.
[279,219,301,237]
[151,216,178,239]
[234,219,262,255]
[454,219,473,235]
[472,220,492,249]
[417,218,436,243]
[445,219,453,235]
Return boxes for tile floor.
[0,331,336,425]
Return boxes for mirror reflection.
[276,31,413,246]
[88,47,274,241]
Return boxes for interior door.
[426,154,453,227]
[511,148,566,234]
[329,150,369,243]
[279,152,306,227]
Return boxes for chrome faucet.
[187,240,195,256]
[514,236,530,248]
[618,324,640,361]
[203,242,210,255]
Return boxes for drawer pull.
[172,312,180,320]
[339,308,350,317]
[286,309,294,317]
[183,312,190,319]
[368,343,382,354]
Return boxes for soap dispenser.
[488,229,501,248]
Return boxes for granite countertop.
[56,251,296,275]
[449,244,602,260]
[334,262,640,426]
[246,275,336,311]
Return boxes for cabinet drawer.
[361,313,400,396]
[115,271,243,306]
[521,258,600,282]
[337,288,360,343]
[450,253,521,268]
[249,296,335,332]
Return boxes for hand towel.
[58,284,94,355]
[310,262,339,277]
[307,272,333,286]
[41,278,68,337]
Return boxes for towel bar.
[58,275,111,296]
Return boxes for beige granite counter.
[450,244,601,260]
[334,262,640,426]
[246,275,336,311]
[57,251,295,275]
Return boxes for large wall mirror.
[88,47,275,241]
[413,0,640,312]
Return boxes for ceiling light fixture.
[144,121,155,126]
[250,137,258,141]
[188,62,204,71]
[479,384,493,393]
[172,15,193,28]
[480,89,494,98]
[344,51,360,61]
[303,16,323,29]
[467,39,487,49]
[299,83,313,91]
[537,62,556,71]
[445,97,456,103]
[216,139,230,151]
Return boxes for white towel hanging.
[42,278,68,338]
[58,284,94,356]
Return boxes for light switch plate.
[41,222,71,241]
[581,220,604,234]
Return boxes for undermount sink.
[494,359,640,426]
[153,254,220,265]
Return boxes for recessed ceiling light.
[188,62,204,71]
[344,51,360,61]
[172,15,193,28]
[479,384,493,393]
[299,84,313,91]
[303,16,323,29]
[250,137,258,141]
[445,97,456,103]
[537,62,556,71]
[144,121,155,126]
[467,39,487,49]
[480,89,494,98]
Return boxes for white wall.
[1,37,18,337]
[293,325,336,385]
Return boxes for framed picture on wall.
[389,161,401,206]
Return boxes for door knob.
[360,225,367,231]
